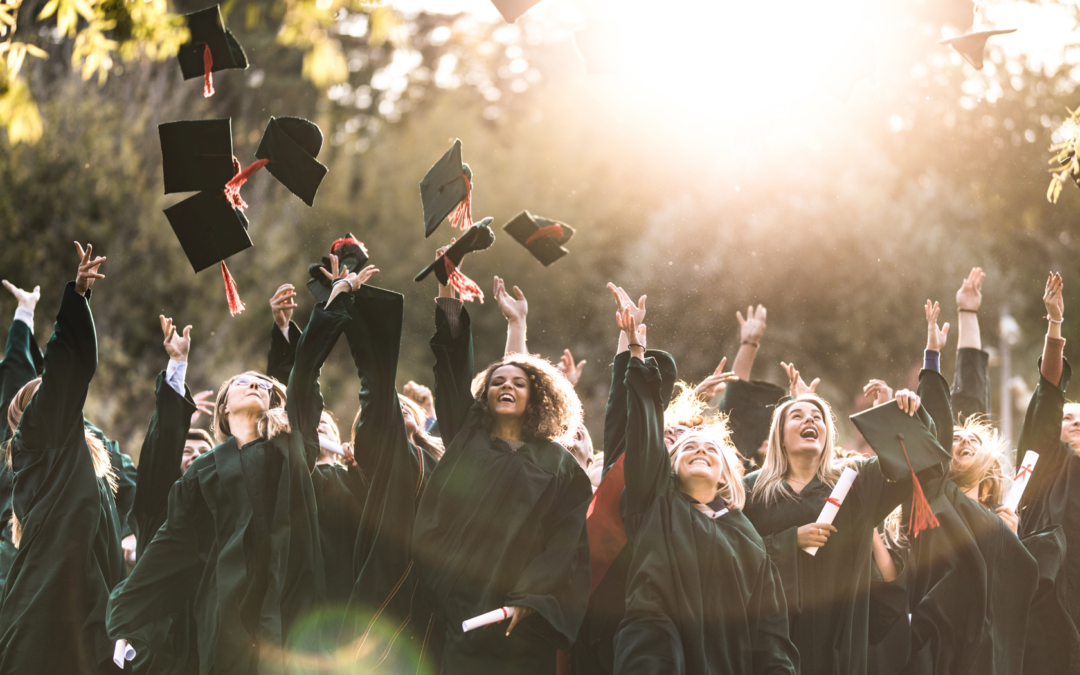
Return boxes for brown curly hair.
[471,354,583,447]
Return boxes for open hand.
[607,283,646,325]
[925,300,950,352]
[191,390,215,427]
[2,280,40,311]
[160,315,192,363]
[494,276,528,324]
[695,357,739,402]
[616,307,646,359]
[270,284,297,331]
[781,362,819,397]
[737,304,767,345]
[74,242,106,296]
[862,379,893,407]
[1044,272,1064,323]
[956,267,985,313]
[557,349,586,386]
[325,254,379,306]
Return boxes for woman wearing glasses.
[107,261,377,674]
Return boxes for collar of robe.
[683,492,729,520]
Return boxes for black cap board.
[159,118,236,194]
[307,234,370,304]
[419,139,473,238]
[177,5,248,80]
[938,29,1017,70]
[574,19,621,75]
[414,217,495,285]
[821,37,876,104]
[490,0,544,23]
[850,400,950,483]
[164,190,252,273]
[502,211,575,266]
[254,116,328,207]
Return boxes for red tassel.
[444,257,483,303]
[220,261,245,315]
[448,175,473,231]
[331,237,366,255]
[524,223,564,246]
[224,159,269,211]
[900,438,939,537]
[203,44,214,98]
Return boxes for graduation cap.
[307,234,370,304]
[490,0,543,23]
[419,139,474,237]
[159,118,238,194]
[938,29,1016,70]
[850,400,951,537]
[821,37,876,104]
[502,211,575,266]
[254,116,328,207]
[574,19,622,75]
[177,5,249,97]
[164,190,252,315]
[414,217,495,302]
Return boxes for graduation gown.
[411,302,592,675]
[613,356,798,675]
[950,348,990,422]
[340,286,439,669]
[0,283,126,675]
[866,555,910,675]
[106,298,347,675]
[86,421,137,540]
[742,447,940,675]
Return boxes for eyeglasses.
[233,376,274,391]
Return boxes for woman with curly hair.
[411,251,591,675]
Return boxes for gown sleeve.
[0,315,40,444]
[951,348,991,421]
[267,320,302,385]
[749,554,802,674]
[130,371,196,558]
[601,351,631,477]
[1016,358,1073,515]
[429,300,475,447]
[109,446,138,538]
[621,356,670,519]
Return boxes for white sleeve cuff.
[165,359,187,396]
[278,323,291,343]
[13,308,33,333]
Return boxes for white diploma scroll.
[319,437,344,456]
[803,467,859,557]
[113,639,136,669]
[462,606,515,633]
[1003,451,1039,514]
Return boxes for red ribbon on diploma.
[1016,463,1034,480]
[825,497,842,508]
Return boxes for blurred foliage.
[2,0,1080,460]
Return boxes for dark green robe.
[411,303,592,675]
[86,421,137,540]
[339,286,439,669]
[0,283,126,675]
[266,320,302,386]
[613,356,798,674]
[107,298,348,674]
[950,348,990,422]
[866,556,910,675]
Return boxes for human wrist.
[740,340,760,348]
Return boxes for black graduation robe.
[339,285,439,669]
[86,421,137,540]
[950,347,990,422]
[266,320,302,386]
[411,302,592,675]
[613,356,798,675]
[0,283,126,675]
[106,298,348,674]
[866,554,910,675]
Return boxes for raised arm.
[952,268,991,419]
[619,309,670,517]
[732,304,766,382]
[267,283,302,384]
[495,276,528,356]
[0,281,41,444]
[601,283,646,475]
[430,243,475,445]
[918,300,954,454]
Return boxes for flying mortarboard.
[574,19,622,75]
[420,139,474,237]
[177,5,249,97]
[938,29,1017,70]
[414,217,495,302]
[159,118,237,194]
[255,116,328,207]
[821,37,876,104]
[490,0,544,24]
[164,190,252,315]
[850,400,951,536]
[502,211,575,266]
[307,234,370,304]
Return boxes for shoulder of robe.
[718,509,769,554]
[522,439,588,482]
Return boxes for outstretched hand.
[737,305,767,345]
[191,390,215,427]
[607,283,646,325]
[494,276,528,323]
[160,315,192,363]
[925,300,949,352]
[270,284,297,331]
[557,349,586,386]
[324,253,379,306]
[862,379,893,407]
[956,267,985,312]
[1044,272,1064,323]
[616,307,646,359]
[2,280,40,311]
[74,241,106,296]
[781,362,819,397]
[695,357,739,402]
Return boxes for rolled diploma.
[803,467,859,556]
[462,606,515,633]
[1002,450,1039,513]
[319,437,344,456]
[113,639,136,669]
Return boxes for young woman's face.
[487,365,529,419]
[951,429,983,471]
[224,375,273,417]
[782,402,826,458]
[1062,404,1080,449]
[673,437,724,488]
[181,440,211,473]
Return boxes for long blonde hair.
[211,371,290,444]
[670,422,747,509]
[750,394,843,506]
[950,414,1011,508]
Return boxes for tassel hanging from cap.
[203,45,214,98]
[448,175,473,231]
[444,257,483,303]
[224,159,269,211]
[220,261,245,315]
[525,223,564,246]
[899,438,939,537]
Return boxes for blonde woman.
[0,243,125,675]
[107,263,377,673]
[612,309,798,674]
[742,364,937,675]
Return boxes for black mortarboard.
[254,116,328,207]
[821,37,876,104]
[574,19,622,75]
[502,211,575,266]
[159,118,236,194]
[938,29,1017,70]
[719,380,787,458]
[177,5,248,84]
[307,234,370,304]
[419,139,474,237]
[414,218,494,303]
[490,0,543,23]
[164,191,252,274]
